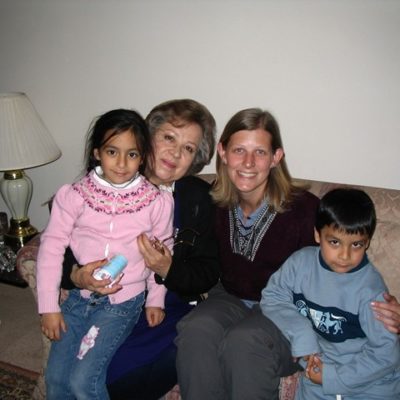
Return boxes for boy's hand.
[305,354,323,385]
[41,312,66,341]
[145,306,165,327]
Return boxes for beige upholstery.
[16,175,400,400]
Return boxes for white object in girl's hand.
[93,254,128,287]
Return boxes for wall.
[0,0,399,230]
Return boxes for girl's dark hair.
[315,188,376,239]
[84,109,150,174]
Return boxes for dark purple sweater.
[216,190,319,301]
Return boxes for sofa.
[16,175,400,400]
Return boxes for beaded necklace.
[229,201,277,261]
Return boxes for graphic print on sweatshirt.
[293,293,366,342]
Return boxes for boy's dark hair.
[315,188,376,239]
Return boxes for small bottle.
[93,254,128,287]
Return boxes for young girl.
[36,109,174,399]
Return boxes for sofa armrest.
[16,234,41,301]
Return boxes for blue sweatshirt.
[260,246,400,399]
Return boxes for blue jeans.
[45,289,145,400]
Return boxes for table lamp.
[0,92,61,249]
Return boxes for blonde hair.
[211,108,304,212]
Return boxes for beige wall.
[1,0,400,230]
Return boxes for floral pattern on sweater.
[72,173,161,215]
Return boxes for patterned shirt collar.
[236,200,268,228]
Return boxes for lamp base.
[5,218,38,251]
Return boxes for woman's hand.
[371,293,400,334]
[70,260,123,295]
[41,312,66,341]
[137,233,172,279]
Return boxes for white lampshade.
[0,92,62,249]
[0,92,61,171]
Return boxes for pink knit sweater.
[37,171,174,314]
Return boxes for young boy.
[260,188,400,399]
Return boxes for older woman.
[65,98,220,399]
